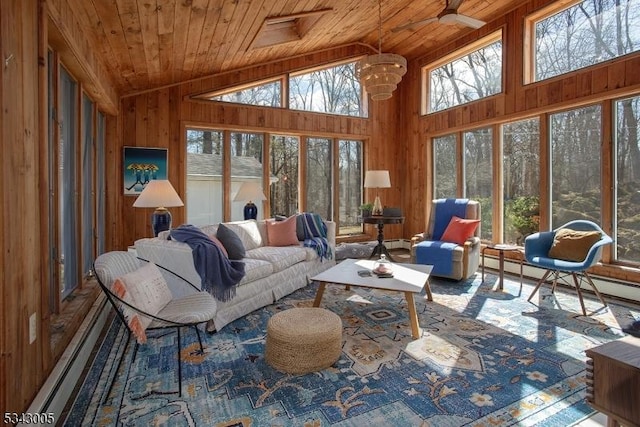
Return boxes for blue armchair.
[410,199,481,280]
[525,220,612,315]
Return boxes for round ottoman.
[265,307,342,374]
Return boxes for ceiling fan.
[391,0,486,32]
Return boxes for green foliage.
[359,202,373,212]
[505,196,540,245]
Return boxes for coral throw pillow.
[548,228,601,262]
[266,215,300,246]
[440,216,480,245]
[111,262,173,344]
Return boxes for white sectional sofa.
[134,218,336,332]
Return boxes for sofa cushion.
[222,220,263,250]
[245,246,308,272]
[217,224,246,260]
[266,216,299,246]
[238,258,273,285]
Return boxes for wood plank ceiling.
[67,0,527,96]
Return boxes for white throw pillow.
[112,262,173,343]
[221,220,263,250]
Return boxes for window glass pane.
[209,80,281,107]
[186,129,224,225]
[550,105,602,227]
[289,62,365,117]
[429,38,502,113]
[306,137,333,219]
[502,118,540,245]
[433,134,457,198]
[270,135,299,216]
[81,94,94,275]
[338,140,363,235]
[59,67,78,299]
[534,0,640,82]
[615,96,640,263]
[231,132,264,221]
[464,128,493,240]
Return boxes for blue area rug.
[66,273,639,426]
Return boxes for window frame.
[421,30,504,115]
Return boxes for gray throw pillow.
[295,214,305,241]
[216,224,246,260]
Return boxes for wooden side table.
[363,215,404,262]
[481,244,523,291]
[585,336,640,427]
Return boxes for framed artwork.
[123,147,168,195]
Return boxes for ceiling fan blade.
[391,17,438,32]
[453,14,486,29]
[447,0,466,10]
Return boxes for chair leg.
[194,325,205,354]
[583,271,608,308]
[550,271,560,294]
[528,269,553,302]
[571,273,588,316]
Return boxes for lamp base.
[152,207,172,237]
[244,202,258,220]
[372,195,383,216]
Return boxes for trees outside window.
[615,95,640,262]
[433,134,458,199]
[209,79,281,107]
[289,62,364,117]
[339,140,363,235]
[550,105,602,227]
[464,128,493,240]
[426,32,502,113]
[270,135,299,216]
[533,0,640,82]
[502,118,540,245]
[306,137,333,220]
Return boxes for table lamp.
[234,181,266,220]
[133,180,184,236]
[364,170,391,215]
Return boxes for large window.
[615,95,640,263]
[339,140,363,235]
[195,60,365,117]
[49,59,105,309]
[270,135,299,216]
[306,137,333,219]
[231,132,265,221]
[502,118,540,245]
[433,134,458,198]
[289,61,364,117]
[531,0,640,82]
[425,32,503,114]
[186,129,224,225]
[550,105,602,228]
[464,128,493,240]
[208,79,281,107]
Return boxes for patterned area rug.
[66,272,639,426]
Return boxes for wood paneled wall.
[113,46,404,249]
[1,0,47,414]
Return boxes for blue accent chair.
[410,199,481,280]
[525,220,612,315]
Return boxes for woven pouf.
[265,307,342,374]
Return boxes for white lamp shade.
[233,181,267,202]
[132,180,184,208]
[364,170,391,188]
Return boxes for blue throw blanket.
[299,213,333,261]
[416,199,470,277]
[170,225,245,302]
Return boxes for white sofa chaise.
[134,218,336,332]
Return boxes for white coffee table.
[310,258,433,339]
